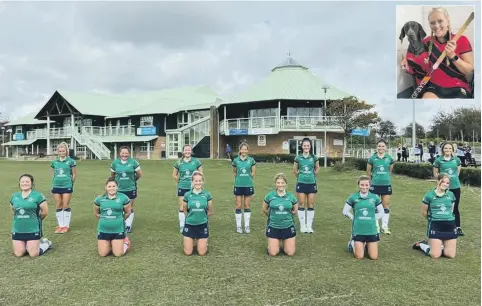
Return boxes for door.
[314,139,323,157]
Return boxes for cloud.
[0,0,479,134]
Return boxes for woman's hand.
[445,40,457,59]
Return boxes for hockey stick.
[410,12,474,99]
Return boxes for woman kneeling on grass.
[343,175,384,260]
[182,171,213,256]
[94,177,131,257]
[263,173,298,257]
[10,174,52,257]
[412,174,457,259]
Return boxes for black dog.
[399,21,427,56]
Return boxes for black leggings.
[450,188,461,227]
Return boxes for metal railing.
[82,125,135,137]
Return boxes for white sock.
[306,209,315,228]
[235,211,242,228]
[382,212,390,227]
[243,211,251,227]
[39,241,50,254]
[178,211,185,228]
[56,210,64,227]
[420,243,430,254]
[298,208,306,226]
[63,209,71,228]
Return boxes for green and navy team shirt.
[232,155,256,187]
[294,154,317,184]
[264,191,298,229]
[183,189,212,225]
[10,190,47,234]
[94,192,131,234]
[367,153,394,186]
[346,192,382,236]
[422,189,456,222]
[174,158,202,190]
[51,157,76,188]
[433,156,461,189]
[110,158,141,192]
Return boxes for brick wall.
[132,136,166,160]
[220,132,346,157]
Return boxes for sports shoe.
[236,227,242,234]
[306,226,314,234]
[54,227,63,234]
[381,226,391,235]
[457,227,465,236]
[412,240,427,250]
[347,240,354,252]
[300,225,308,233]
[60,227,69,233]
[126,226,132,233]
[40,238,53,248]
[244,226,250,234]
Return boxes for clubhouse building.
[2,57,353,160]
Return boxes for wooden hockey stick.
[410,12,474,99]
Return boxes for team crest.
[58,169,64,175]
[122,173,127,177]
[242,168,247,174]
[195,201,201,208]
[19,209,25,215]
[107,209,113,215]
[362,209,368,216]
[278,205,284,211]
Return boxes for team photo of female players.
[6,138,468,261]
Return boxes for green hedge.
[240,154,480,187]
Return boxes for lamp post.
[1,126,4,156]
[322,85,329,168]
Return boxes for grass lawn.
[0,159,480,306]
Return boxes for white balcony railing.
[82,125,135,137]
[280,116,342,130]
[27,127,73,140]
[219,116,343,134]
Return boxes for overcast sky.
[0,1,479,132]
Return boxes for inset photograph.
[396,5,475,99]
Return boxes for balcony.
[26,125,136,140]
[219,116,343,135]
[82,125,135,137]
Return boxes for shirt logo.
[107,209,113,216]
[278,205,284,211]
[19,209,25,215]
[58,168,64,175]
[242,168,247,174]
[195,201,201,208]
[447,168,454,175]
[304,166,309,171]
[362,209,368,216]
[185,170,191,175]
[116,198,120,203]
[440,205,446,212]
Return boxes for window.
[140,116,154,126]
[15,126,22,134]
[140,141,154,152]
[82,118,92,126]
[116,120,121,126]
[287,107,322,117]
[128,119,132,126]
[249,108,277,118]
[177,112,189,128]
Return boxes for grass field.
[0,159,480,306]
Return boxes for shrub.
[332,159,357,172]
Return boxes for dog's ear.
[418,24,427,41]
[399,26,406,43]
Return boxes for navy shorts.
[183,223,209,239]
[427,221,458,240]
[119,190,137,200]
[370,185,392,196]
[296,183,317,194]
[234,186,254,196]
[177,188,190,197]
[266,226,296,240]
[52,187,73,194]
[353,234,380,243]
[12,232,41,241]
[97,232,126,240]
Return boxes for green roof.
[2,139,36,146]
[225,57,353,105]
[5,113,52,126]
[40,85,222,119]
